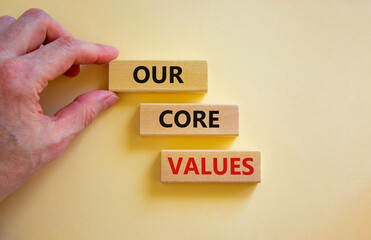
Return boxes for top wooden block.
[109,60,207,93]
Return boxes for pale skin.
[0,9,119,201]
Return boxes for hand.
[0,9,119,201]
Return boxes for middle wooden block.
[140,103,239,136]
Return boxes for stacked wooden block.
[109,60,261,183]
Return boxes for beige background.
[0,1,370,239]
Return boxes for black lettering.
[152,66,166,83]
[159,110,173,128]
[174,110,190,128]
[133,66,150,83]
[193,111,207,128]
[209,111,219,128]
[170,66,183,83]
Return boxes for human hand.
[0,9,119,201]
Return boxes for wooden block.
[109,60,207,92]
[140,103,239,136]
[161,150,261,183]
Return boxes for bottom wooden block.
[161,150,261,183]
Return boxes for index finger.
[0,8,71,58]
[22,36,118,93]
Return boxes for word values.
[161,150,261,182]
[140,103,239,136]
[109,60,207,92]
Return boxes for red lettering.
[184,157,200,174]
[242,158,254,175]
[231,158,241,175]
[201,157,212,175]
[213,157,227,175]
[168,157,183,174]
[169,156,255,176]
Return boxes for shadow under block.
[140,103,239,136]
[109,60,207,92]
[161,150,261,183]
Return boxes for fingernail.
[103,93,119,107]
[106,45,118,51]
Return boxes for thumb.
[53,90,119,140]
